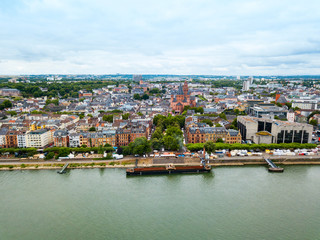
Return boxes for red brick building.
[170,81,196,113]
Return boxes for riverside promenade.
[1,155,320,171]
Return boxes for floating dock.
[126,164,211,176]
[264,158,284,172]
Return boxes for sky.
[0,0,320,75]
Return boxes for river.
[1,166,320,240]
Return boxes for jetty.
[57,163,69,174]
[264,157,284,172]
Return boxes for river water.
[1,166,320,240]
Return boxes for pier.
[264,157,284,172]
[57,163,69,174]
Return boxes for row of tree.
[186,142,317,152]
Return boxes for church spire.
[183,80,188,95]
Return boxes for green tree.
[151,138,163,150]
[215,123,222,127]
[128,137,152,155]
[45,152,55,160]
[201,119,213,126]
[122,113,130,120]
[166,126,183,138]
[89,127,96,132]
[133,94,141,100]
[309,119,318,126]
[151,128,164,140]
[103,114,113,123]
[216,138,224,143]
[6,111,17,116]
[204,141,216,154]
[219,112,227,120]
[142,93,149,100]
[163,135,180,151]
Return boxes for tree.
[89,127,96,132]
[128,137,151,155]
[142,93,149,100]
[201,119,213,126]
[103,114,113,123]
[204,141,216,154]
[151,138,163,150]
[151,128,164,140]
[122,113,130,120]
[45,152,55,160]
[163,135,180,151]
[309,119,318,127]
[216,138,224,143]
[133,94,141,100]
[6,111,17,116]
[215,123,222,127]
[285,102,292,109]
[0,100,13,110]
[219,112,227,120]
[149,88,161,94]
[166,126,183,138]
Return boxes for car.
[134,154,140,157]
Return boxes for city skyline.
[1,0,320,75]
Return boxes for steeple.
[177,84,184,95]
[183,80,188,95]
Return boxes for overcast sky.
[0,0,320,75]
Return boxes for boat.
[126,164,211,176]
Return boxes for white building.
[287,109,295,123]
[17,132,26,148]
[242,80,250,91]
[69,133,80,148]
[292,100,318,110]
[26,129,52,148]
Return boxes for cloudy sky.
[0,0,320,75]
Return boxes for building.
[0,88,21,96]
[292,100,318,110]
[242,80,250,91]
[225,129,242,144]
[17,131,26,148]
[5,130,18,148]
[69,133,80,148]
[53,130,69,147]
[115,129,131,147]
[237,116,313,144]
[130,127,146,142]
[0,128,8,148]
[187,126,241,144]
[287,109,295,123]
[78,90,93,98]
[26,129,52,148]
[170,81,196,113]
[249,105,287,119]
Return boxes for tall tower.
[183,80,189,95]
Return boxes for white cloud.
[0,0,320,75]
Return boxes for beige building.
[237,116,313,144]
[26,129,52,148]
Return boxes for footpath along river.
[1,166,320,240]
